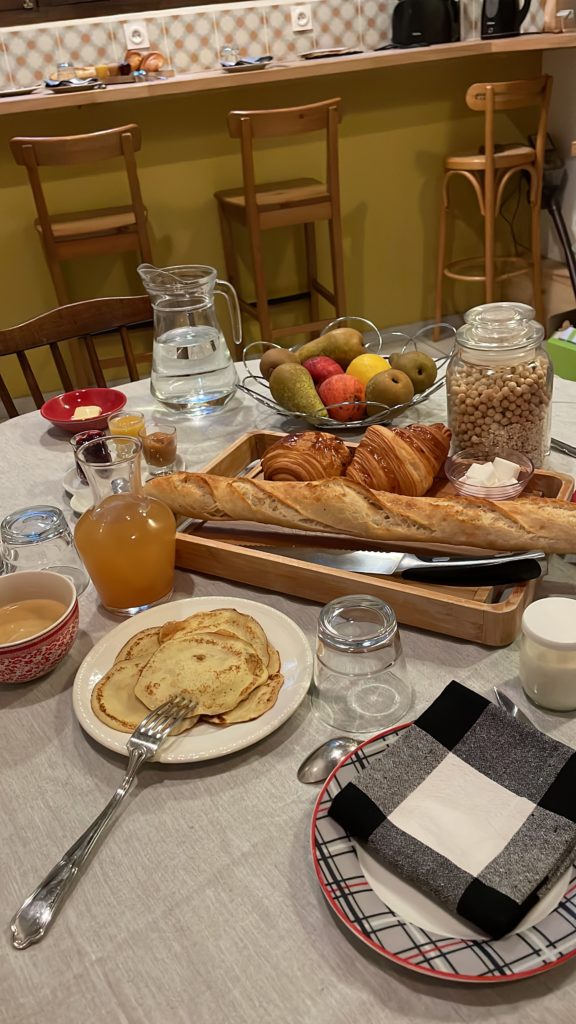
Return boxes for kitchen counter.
[2,31,576,115]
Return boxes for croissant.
[345,423,451,496]
[139,51,166,72]
[145,473,576,554]
[261,432,351,482]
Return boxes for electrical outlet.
[291,5,313,32]
[123,21,150,50]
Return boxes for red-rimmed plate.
[311,724,576,983]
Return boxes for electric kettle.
[481,0,532,37]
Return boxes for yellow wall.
[0,51,541,396]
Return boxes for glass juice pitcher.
[74,436,175,615]
[138,264,242,414]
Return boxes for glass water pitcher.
[138,264,242,415]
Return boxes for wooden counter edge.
[2,32,576,116]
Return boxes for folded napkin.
[329,681,576,937]
[45,77,99,88]
[220,55,273,67]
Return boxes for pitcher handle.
[215,279,243,348]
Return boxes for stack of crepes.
[91,608,283,734]
[329,681,576,938]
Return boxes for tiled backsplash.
[0,0,546,91]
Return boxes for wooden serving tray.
[175,431,575,647]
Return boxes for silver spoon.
[297,737,359,784]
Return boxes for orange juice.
[108,412,145,438]
[75,493,175,612]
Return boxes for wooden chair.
[214,98,346,345]
[0,295,152,418]
[10,125,153,307]
[435,76,553,326]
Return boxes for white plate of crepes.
[73,597,313,763]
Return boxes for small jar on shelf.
[446,302,553,467]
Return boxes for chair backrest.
[227,98,342,211]
[10,125,147,246]
[465,77,552,183]
[0,295,152,418]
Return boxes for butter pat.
[72,405,102,421]
[463,462,495,484]
[492,457,520,484]
[462,458,521,488]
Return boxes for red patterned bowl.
[0,571,79,684]
[40,388,126,433]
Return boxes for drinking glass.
[70,429,108,485]
[220,44,240,64]
[0,506,89,595]
[311,595,412,732]
[108,411,145,438]
[139,421,178,476]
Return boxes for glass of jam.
[138,421,178,476]
[70,429,110,484]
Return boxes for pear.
[259,347,299,381]
[269,364,327,418]
[296,328,364,369]
[365,369,415,410]
[388,351,437,394]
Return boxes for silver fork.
[10,696,195,950]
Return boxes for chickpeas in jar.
[446,303,553,467]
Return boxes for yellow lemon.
[346,354,390,386]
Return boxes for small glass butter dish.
[444,447,534,500]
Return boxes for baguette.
[145,473,576,554]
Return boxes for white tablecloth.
[1,367,576,1023]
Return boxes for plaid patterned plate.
[311,724,576,983]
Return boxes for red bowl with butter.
[0,570,79,684]
[40,387,126,433]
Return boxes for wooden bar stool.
[214,98,346,345]
[435,76,552,326]
[10,125,153,308]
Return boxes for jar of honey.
[74,436,175,615]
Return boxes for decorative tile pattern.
[7,27,62,87]
[0,0,551,89]
[460,0,482,39]
[58,21,115,69]
[215,8,267,59]
[522,0,545,33]
[313,0,363,50]
[163,13,218,72]
[265,5,315,60]
[0,36,13,90]
[360,0,392,49]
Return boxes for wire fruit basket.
[238,317,455,430]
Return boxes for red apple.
[318,375,366,422]
[302,356,344,387]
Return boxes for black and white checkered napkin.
[329,681,576,938]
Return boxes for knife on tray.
[253,546,548,586]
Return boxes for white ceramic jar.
[519,597,576,711]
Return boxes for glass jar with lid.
[519,597,576,710]
[446,302,553,467]
[311,594,412,732]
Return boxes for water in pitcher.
[150,324,237,413]
[138,264,243,416]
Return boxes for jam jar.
[446,302,553,467]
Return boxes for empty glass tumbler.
[312,595,412,732]
[0,505,89,595]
